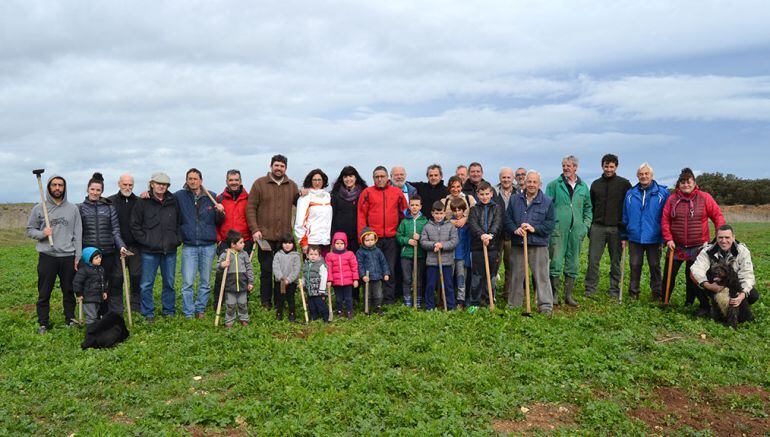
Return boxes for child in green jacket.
[396,195,428,308]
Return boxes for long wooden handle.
[201,185,219,207]
[364,270,370,314]
[121,256,132,326]
[437,251,447,312]
[297,250,309,323]
[483,244,494,311]
[664,248,674,305]
[413,222,418,309]
[327,285,334,321]
[36,176,53,246]
[214,250,230,326]
[618,245,626,305]
[523,232,531,314]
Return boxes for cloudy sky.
[2,0,769,202]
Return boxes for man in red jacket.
[216,169,252,255]
[358,166,408,304]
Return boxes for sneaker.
[66,319,81,328]
[224,322,233,328]
[376,307,384,316]
[289,313,296,322]
[145,316,155,324]
[240,320,249,327]
[346,311,353,320]
[276,312,283,321]
[196,312,205,319]
[540,309,553,318]
[37,325,48,334]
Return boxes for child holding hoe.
[302,245,330,322]
[218,230,254,328]
[421,201,459,310]
[396,195,428,308]
[73,247,108,326]
[357,227,391,315]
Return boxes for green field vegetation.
[1,224,768,435]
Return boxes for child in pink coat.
[325,231,359,319]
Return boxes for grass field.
[1,224,768,435]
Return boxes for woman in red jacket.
[661,168,725,316]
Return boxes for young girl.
[325,232,359,319]
[302,245,330,323]
[218,230,254,327]
[73,247,108,326]
[272,234,301,322]
[357,227,391,315]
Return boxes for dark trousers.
[469,249,499,307]
[256,241,276,308]
[213,241,253,309]
[376,237,398,304]
[584,225,623,295]
[308,296,329,322]
[274,281,296,316]
[628,242,662,298]
[425,265,455,310]
[110,245,142,313]
[334,285,353,313]
[36,253,76,327]
[663,256,705,308]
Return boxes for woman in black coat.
[330,166,368,254]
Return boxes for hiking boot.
[564,277,579,307]
[550,276,561,306]
[289,312,296,322]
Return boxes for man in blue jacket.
[622,163,669,300]
[177,169,224,319]
[505,170,555,316]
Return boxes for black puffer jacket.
[78,197,125,254]
[108,191,138,245]
[330,189,361,253]
[73,263,108,304]
[130,192,181,254]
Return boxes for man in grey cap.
[130,172,182,321]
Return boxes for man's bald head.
[118,173,135,197]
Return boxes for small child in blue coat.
[356,227,390,315]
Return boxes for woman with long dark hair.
[330,166,368,254]
[295,169,333,253]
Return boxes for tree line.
[695,172,770,205]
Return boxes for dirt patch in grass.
[187,425,247,437]
[9,303,36,313]
[630,386,770,435]
[111,411,135,425]
[492,403,577,434]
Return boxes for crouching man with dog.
[690,224,760,326]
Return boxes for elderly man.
[462,162,496,201]
[410,164,448,218]
[505,170,555,316]
[108,173,142,313]
[177,168,224,319]
[622,163,669,300]
[691,224,759,324]
[455,165,469,185]
[246,154,300,310]
[546,155,592,307]
[585,154,632,298]
[496,167,516,301]
[131,172,181,321]
[391,166,417,206]
[514,167,527,193]
[358,166,408,304]
[27,174,82,333]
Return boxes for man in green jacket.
[546,155,593,306]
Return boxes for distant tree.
[696,172,770,205]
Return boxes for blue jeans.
[181,244,216,316]
[140,252,177,317]
[425,265,455,310]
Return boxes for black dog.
[81,312,130,349]
[707,261,752,328]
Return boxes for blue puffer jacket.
[176,187,219,246]
[356,245,390,281]
[505,190,555,247]
[622,180,669,244]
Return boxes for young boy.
[302,245,330,322]
[73,247,108,326]
[218,230,254,327]
[420,201,459,310]
[468,181,504,309]
[396,195,428,308]
[357,227,390,315]
[272,234,301,322]
[448,197,471,309]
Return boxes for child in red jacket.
[325,231,359,319]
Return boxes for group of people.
[26,153,760,333]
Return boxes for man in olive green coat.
[545,155,592,306]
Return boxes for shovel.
[32,169,54,246]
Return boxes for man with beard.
[108,173,142,313]
[246,155,300,309]
[410,164,448,218]
[27,174,83,333]
[390,166,417,207]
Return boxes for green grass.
[1,224,768,435]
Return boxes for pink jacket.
[325,232,359,286]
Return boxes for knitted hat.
[358,227,378,244]
[82,247,102,266]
